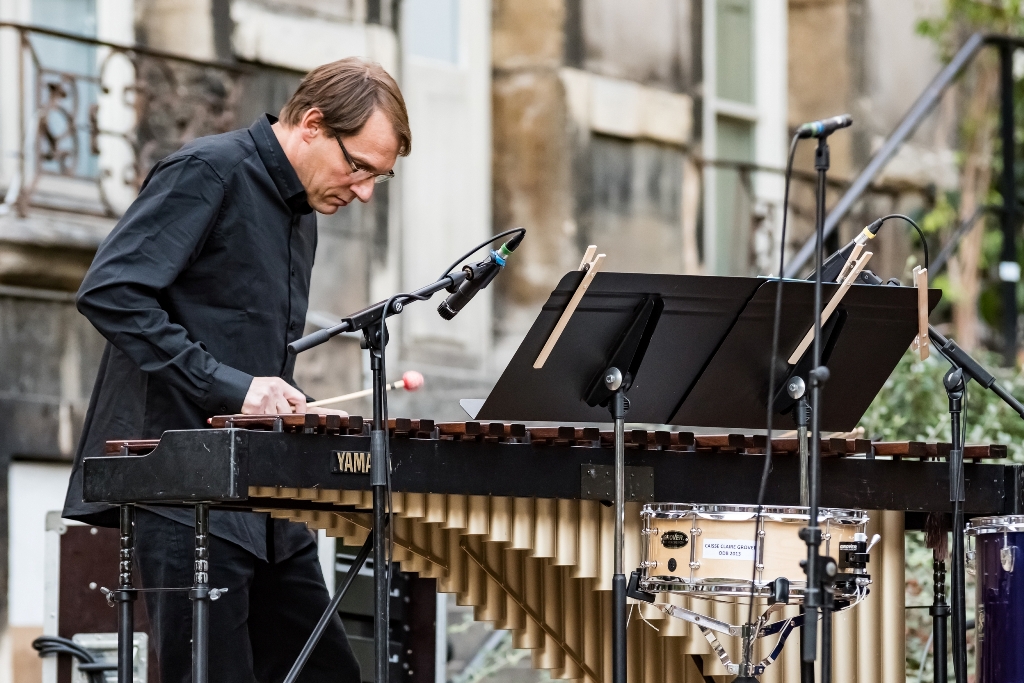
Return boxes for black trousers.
[135,510,361,683]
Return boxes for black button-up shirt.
[63,115,317,561]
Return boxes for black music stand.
[471,270,937,682]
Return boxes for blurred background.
[3,0,1024,680]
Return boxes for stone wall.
[492,0,698,358]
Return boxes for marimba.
[86,416,1021,682]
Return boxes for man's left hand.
[306,406,348,417]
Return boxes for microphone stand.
[288,269,470,683]
[926,327,1024,683]
[800,133,839,683]
[805,257,1024,682]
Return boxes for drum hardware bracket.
[626,569,656,603]
[579,464,654,502]
[655,601,809,678]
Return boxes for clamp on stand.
[784,377,811,506]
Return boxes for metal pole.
[945,368,968,683]
[611,387,627,683]
[370,346,390,683]
[116,505,136,683]
[797,396,810,506]
[191,503,210,683]
[931,556,949,683]
[999,42,1018,366]
[801,135,831,683]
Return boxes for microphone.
[438,231,525,320]
[797,114,853,139]
[810,218,885,283]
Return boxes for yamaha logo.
[332,450,372,474]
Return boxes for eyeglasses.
[335,134,395,184]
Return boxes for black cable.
[871,214,929,270]
[744,132,801,637]
[438,227,526,280]
[33,635,111,683]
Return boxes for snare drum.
[639,503,871,601]
[967,516,1024,683]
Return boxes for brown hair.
[280,57,411,156]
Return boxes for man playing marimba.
[62,58,411,682]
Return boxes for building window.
[30,0,99,178]
[714,117,754,275]
[406,0,460,64]
[715,0,752,105]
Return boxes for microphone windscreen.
[401,370,425,392]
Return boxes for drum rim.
[641,502,868,522]
[966,515,1024,534]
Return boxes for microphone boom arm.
[287,270,470,355]
[928,326,1024,419]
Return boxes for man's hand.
[242,377,307,414]
[307,406,349,417]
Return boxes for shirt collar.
[249,114,313,215]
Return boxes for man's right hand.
[241,377,307,414]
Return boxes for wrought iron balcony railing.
[0,22,304,218]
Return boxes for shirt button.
[291,268,296,276]
[290,322,297,331]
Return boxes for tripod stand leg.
[116,504,136,683]
[282,534,374,683]
[191,503,210,683]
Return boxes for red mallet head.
[400,370,424,392]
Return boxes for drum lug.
[639,560,658,569]
[1001,545,1015,573]
[689,561,701,570]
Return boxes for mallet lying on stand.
[307,371,424,408]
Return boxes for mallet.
[307,370,424,408]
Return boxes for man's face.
[291,108,400,214]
